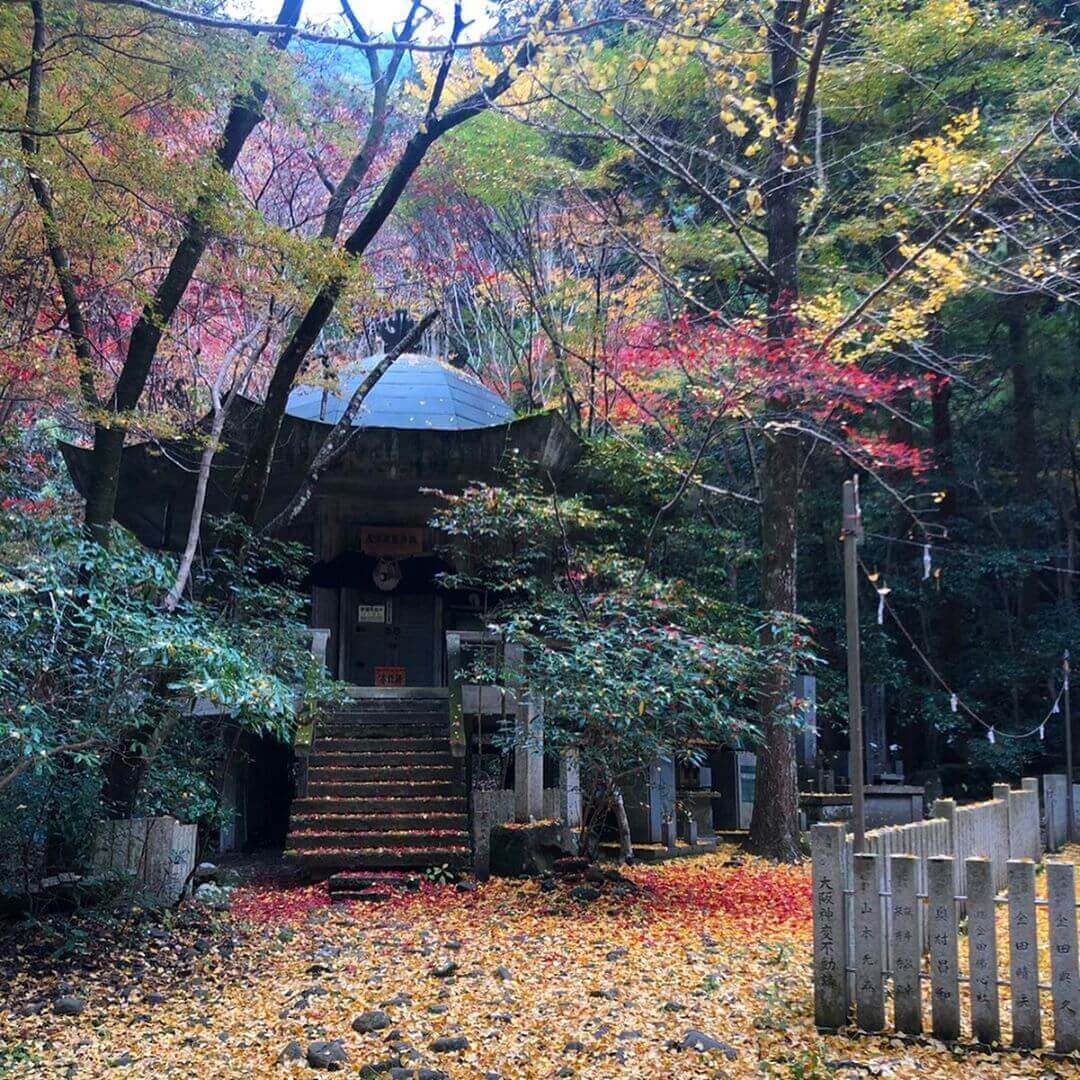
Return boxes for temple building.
[62,354,584,875]
[63,354,580,687]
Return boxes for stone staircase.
[286,690,471,876]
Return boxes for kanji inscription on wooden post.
[1008,859,1043,1049]
[1047,861,1080,1053]
[853,852,885,1031]
[890,853,922,1035]
[965,857,1000,1045]
[927,855,960,1040]
[811,823,848,1029]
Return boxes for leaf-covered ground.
[1,847,1076,1077]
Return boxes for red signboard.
[375,666,407,687]
[360,526,426,557]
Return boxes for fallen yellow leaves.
[1,847,1073,1077]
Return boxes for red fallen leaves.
[230,882,331,923]
[231,878,469,924]
[229,856,812,934]
[634,859,812,929]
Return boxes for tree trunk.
[80,0,303,546]
[612,786,634,863]
[747,0,803,861]
[101,709,179,819]
[748,429,802,859]
[1008,302,1038,496]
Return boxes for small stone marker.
[1007,859,1043,1049]
[1009,787,1041,861]
[558,749,582,852]
[927,855,960,1040]
[1047,861,1080,1053]
[889,854,922,1035]
[514,700,544,823]
[965,857,1000,1045]
[660,817,677,852]
[853,852,884,1031]
[1044,775,1069,853]
[810,823,848,1029]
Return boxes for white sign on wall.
[357,603,388,625]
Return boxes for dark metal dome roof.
[285,353,514,431]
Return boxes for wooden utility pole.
[842,477,866,852]
[1065,650,1073,842]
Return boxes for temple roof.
[286,354,515,431]
[59,405,582,552]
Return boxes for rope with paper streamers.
[858,555,1066,743]
[865,530,1080,579]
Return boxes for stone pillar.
[473,793,492,880]
[811,823,848,1030]
[927,855,961,1041]
[793,673,817,768]
[1008,859,1043,1049]
[853,853,885,1031]
[514,698,544,823]
[931,797,958,903]
[1047,861,1080,1054]
[932,797,957,853]
[890,854,922,1035]
[863,683,886,783]
[660,817,677,851]
[558,748,581,853]
[1044,774,1068,853]
[625,756,676,844]
[966,857,1001,1045]
[1009,788,1040,862]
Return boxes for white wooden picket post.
[853,853,885,1031]
[811,823,848,1029]
[965,857,1000,1045]
[812,782,1080,1048]
[889,853,922,1035]
[927,855,961,1040]
[1047,861,1080,1054]
[1007,859,1043,1049]
[1044,774,1068,853]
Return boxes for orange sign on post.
[375,666,407,687]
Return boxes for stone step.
[308,764,454,782]
[291,812,468,832]
[313,734,447,751]
[308,750,452,767]
[291,796,468,815]
[316,725,449,742]
[327,870,420,891]
[324,710,448,724]
[330,889,393,902]
[307,780,463,799]
[286,848,471,871]
[287,829,470,850]
[343,689,448,706]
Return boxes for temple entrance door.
[339,590,440,686]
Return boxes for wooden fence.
[813,777,1077,1050]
